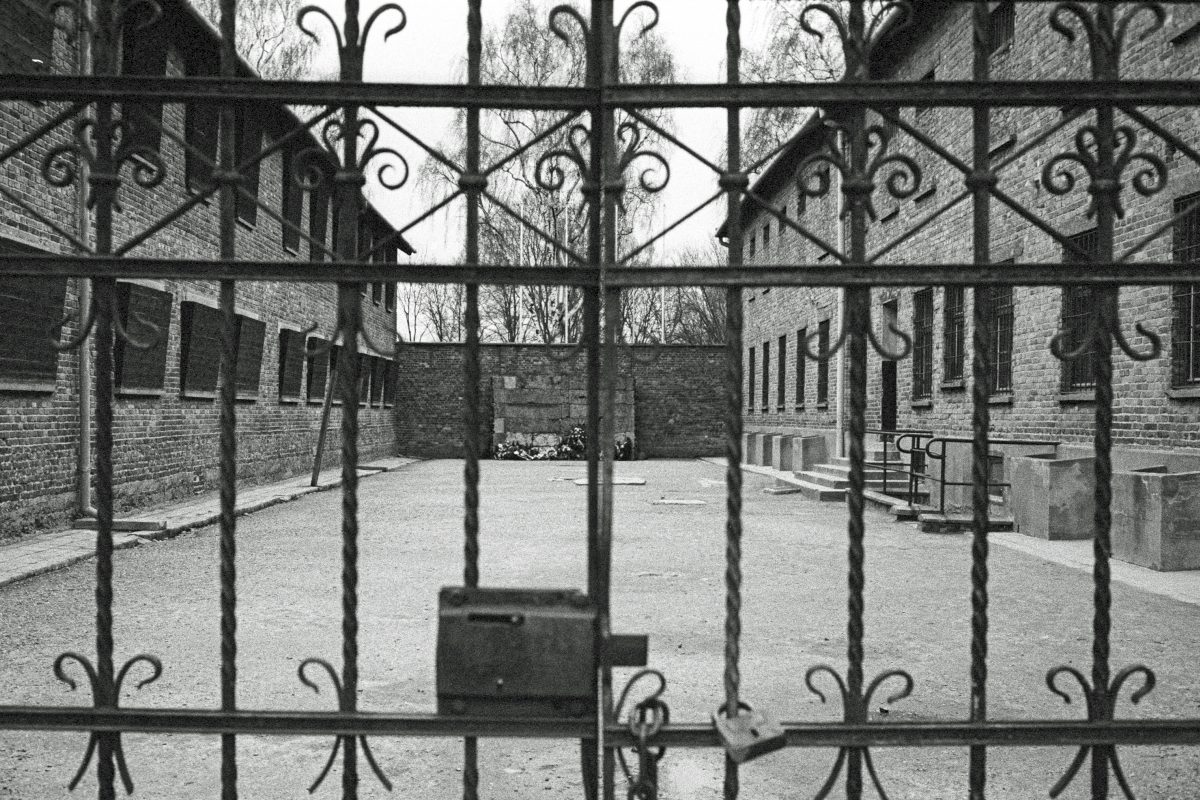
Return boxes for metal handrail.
[923,437,1061,514]
[865,428,933,505]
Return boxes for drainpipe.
[76,0,96,519]
[834,127,846,459]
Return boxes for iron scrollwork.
[297,658,393,793]
[53,652,163,794]
[1045,664,1157,799]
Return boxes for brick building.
[736,2,1200,480]
[0,0,412,539]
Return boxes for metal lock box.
[437,586,596,718]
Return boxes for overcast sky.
[304,1,779,262]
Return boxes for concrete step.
[917,512,1016,534]
[793,469,904,493]
[862,489,932,518]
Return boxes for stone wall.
[394,343,725,459]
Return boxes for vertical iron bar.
[594,5,617,798]
[217,0,239,796]
[968,3,992,798]
[1091,5,1118,798]
[723,3,743,800]
[843,5,868,800]
[338,2,364,797]
[91,2,118,796]
[463,2,482,799]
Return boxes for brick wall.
[739,3,1200,461]
[395,343,725,459]
[0,13,401,540]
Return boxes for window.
[748,232,756,259]
[762,223,771,252]
[358,352,371,407]
[747,347,755,412]
[371,357,386,407]
[120,15,167,154]
[913,288,934,400]
[306,336,329,403]
[761,340,770,411]
[281,144,303,253]
[278,329,305,402]
[234,107,263,227]
[980,283,1014,394]
[114,282,171,395]
[180,301,222,397]
[780,206,788,238]
[988,1,1016,55]
[385,283,397,313]
[943,286,965,383]
[795,189,807,217]
[795,327,806,409]
[1172,193,1200,386]
[1061,229,1099,391]
[777,334,787,410]
[817,319,830,407]
[234,316,265,398]
[372,283,383,305]
[309,180,330,261]
[0,0,53,74]
[382,360,397,407]
[0,241,67,392]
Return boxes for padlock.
[712,702,787,764]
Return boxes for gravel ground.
[2,458,1199,799]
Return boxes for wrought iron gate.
[3,1,1200,799]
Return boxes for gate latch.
[712,702,787,763]
[437,586,648,718]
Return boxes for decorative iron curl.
[1050,1,1165,75]
[53,652,162,794]
[357,325,403,360]
[549,4,590,47]
[50,299,98,353]
[297,658,392,794]
[615,668,670,797]
[804,664,915,800]
[801,324,849,364]
[800,1,913,79]
[304,323,343,359]
[867,317,913,361]
[535,124,592,202]
[1045,663,1156,799]
[1049,298,1161,364]
[298,3,406,56]
[1042,126,1166,218]
[798,121,923,223]
[616,121,670,200]
[1115,322,1161,361]
[41,117,166,212]
[356,118,409,191]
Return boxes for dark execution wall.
[395,343,726,459]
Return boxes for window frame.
[1172,193,1200,388]
[942,285,965,385]
[912,288,935,400]
[1061,229,1099,393]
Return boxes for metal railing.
[924,437,1061,515]
[865,427,932,506]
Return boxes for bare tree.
[420,283,465,342]
[662,240,728,345]
[192,0,312,80]
[420,0,675,344]
[742,1,890,166]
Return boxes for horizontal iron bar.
[2,707,1200,747]
[2,76,1199,109]
[2,256,1199,287]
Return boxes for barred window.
[278,329,305,402]
[234,108,263,227]
[988,1,1015,55]
[761,340,770,411]
[943,285,965,383]
[777,334,787,410]
[1062,229,1099,391]
[912,289,934,399]
[281,144,303,253]
[121,15,168,155]
[306,336,329,404]
[817,319,830,406]
[795,328,806,409]
[1172,193,1200,387]
[747,346,755,412]
[980,283,1014,394]
[0,240,66,393]
[763,223,771,252]
[114,282,171,395]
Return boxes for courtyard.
[2,459,1199,798]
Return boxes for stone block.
[771,435,794,471]
[746,433,763,466]
[1010,454,1094,540]
[742,433,753,463]
[790,436,828,473]
[1113,467,1200,571]
[760,435,774,467]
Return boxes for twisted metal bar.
[723,2,742,799]
[969,4,991,798]
[216,0,239,794]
